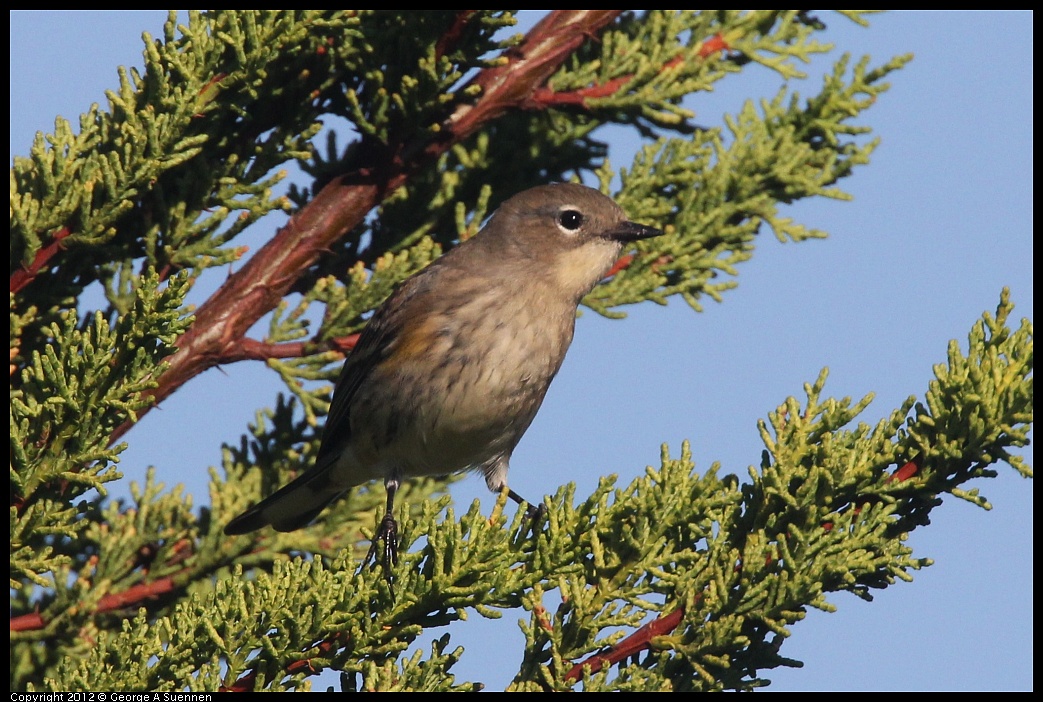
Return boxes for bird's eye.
[558,209,584,231]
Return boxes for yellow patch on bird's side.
[383,316,443,365]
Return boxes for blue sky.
[10,11,1032,691]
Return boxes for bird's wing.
[317,265,440,460]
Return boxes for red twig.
[220,634,347,692]
[601,252,672,281]
[434,10,479,61]
[9,612,43,633]
[564,607,686,683]
[532,31,733,109]
[822,456,923,532]
[602,254,635,279]
[697,33,731,59]
[10,576,178,633]
[10,227,72,294]
[229,333,360,363]
[888,457,921,483]
[96,576,178,610]
[532,75,633,107]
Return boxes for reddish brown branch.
[108,10,625,444]
[533,75,633,107]
[888,456,921,483]
[697,33,731,59]
[435,11,479,61]
[10,576,178,633]
[564,607,686,682]
[9,611,43,633]
[220,634,347,692]
[532,31,733,109]
[230,333,360,363]
[11,227,72,294]
[603,254,635,279]
[96,576,178,610]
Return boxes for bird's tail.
[224,463,344,535]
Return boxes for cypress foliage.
[10,11,1031,692]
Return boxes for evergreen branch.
[9,227,71,295]
[564,607,686,682]
[110,10,626,443]
[220,634,347,692]
[225,333,360,363]
[531,32,732,108]
[440,10,624,139]
[18,282,1029,691]
[434,11,482,61]
[533,75,635,108]
[562,456,923,683]
[13,11,1028,692]
[10,577,179,633]
[9,456,392,638]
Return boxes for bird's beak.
[605,221,664,242]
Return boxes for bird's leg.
[364,477,399,591]
[507,488,547,527]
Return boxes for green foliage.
[593,52,911,315]
[9,9,1031,693]
[20,293,1032,691]
[11,270,190,589]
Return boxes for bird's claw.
[524,501,547,529]
[506,487,547,534]
[364,512,399,595]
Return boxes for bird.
[224,182,663,577]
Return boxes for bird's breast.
[352,285,575,475]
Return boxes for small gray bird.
[224,183,662,572]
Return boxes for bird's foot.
[507,488,547,533]
[363,511,398,594]
[524,501,547,527]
